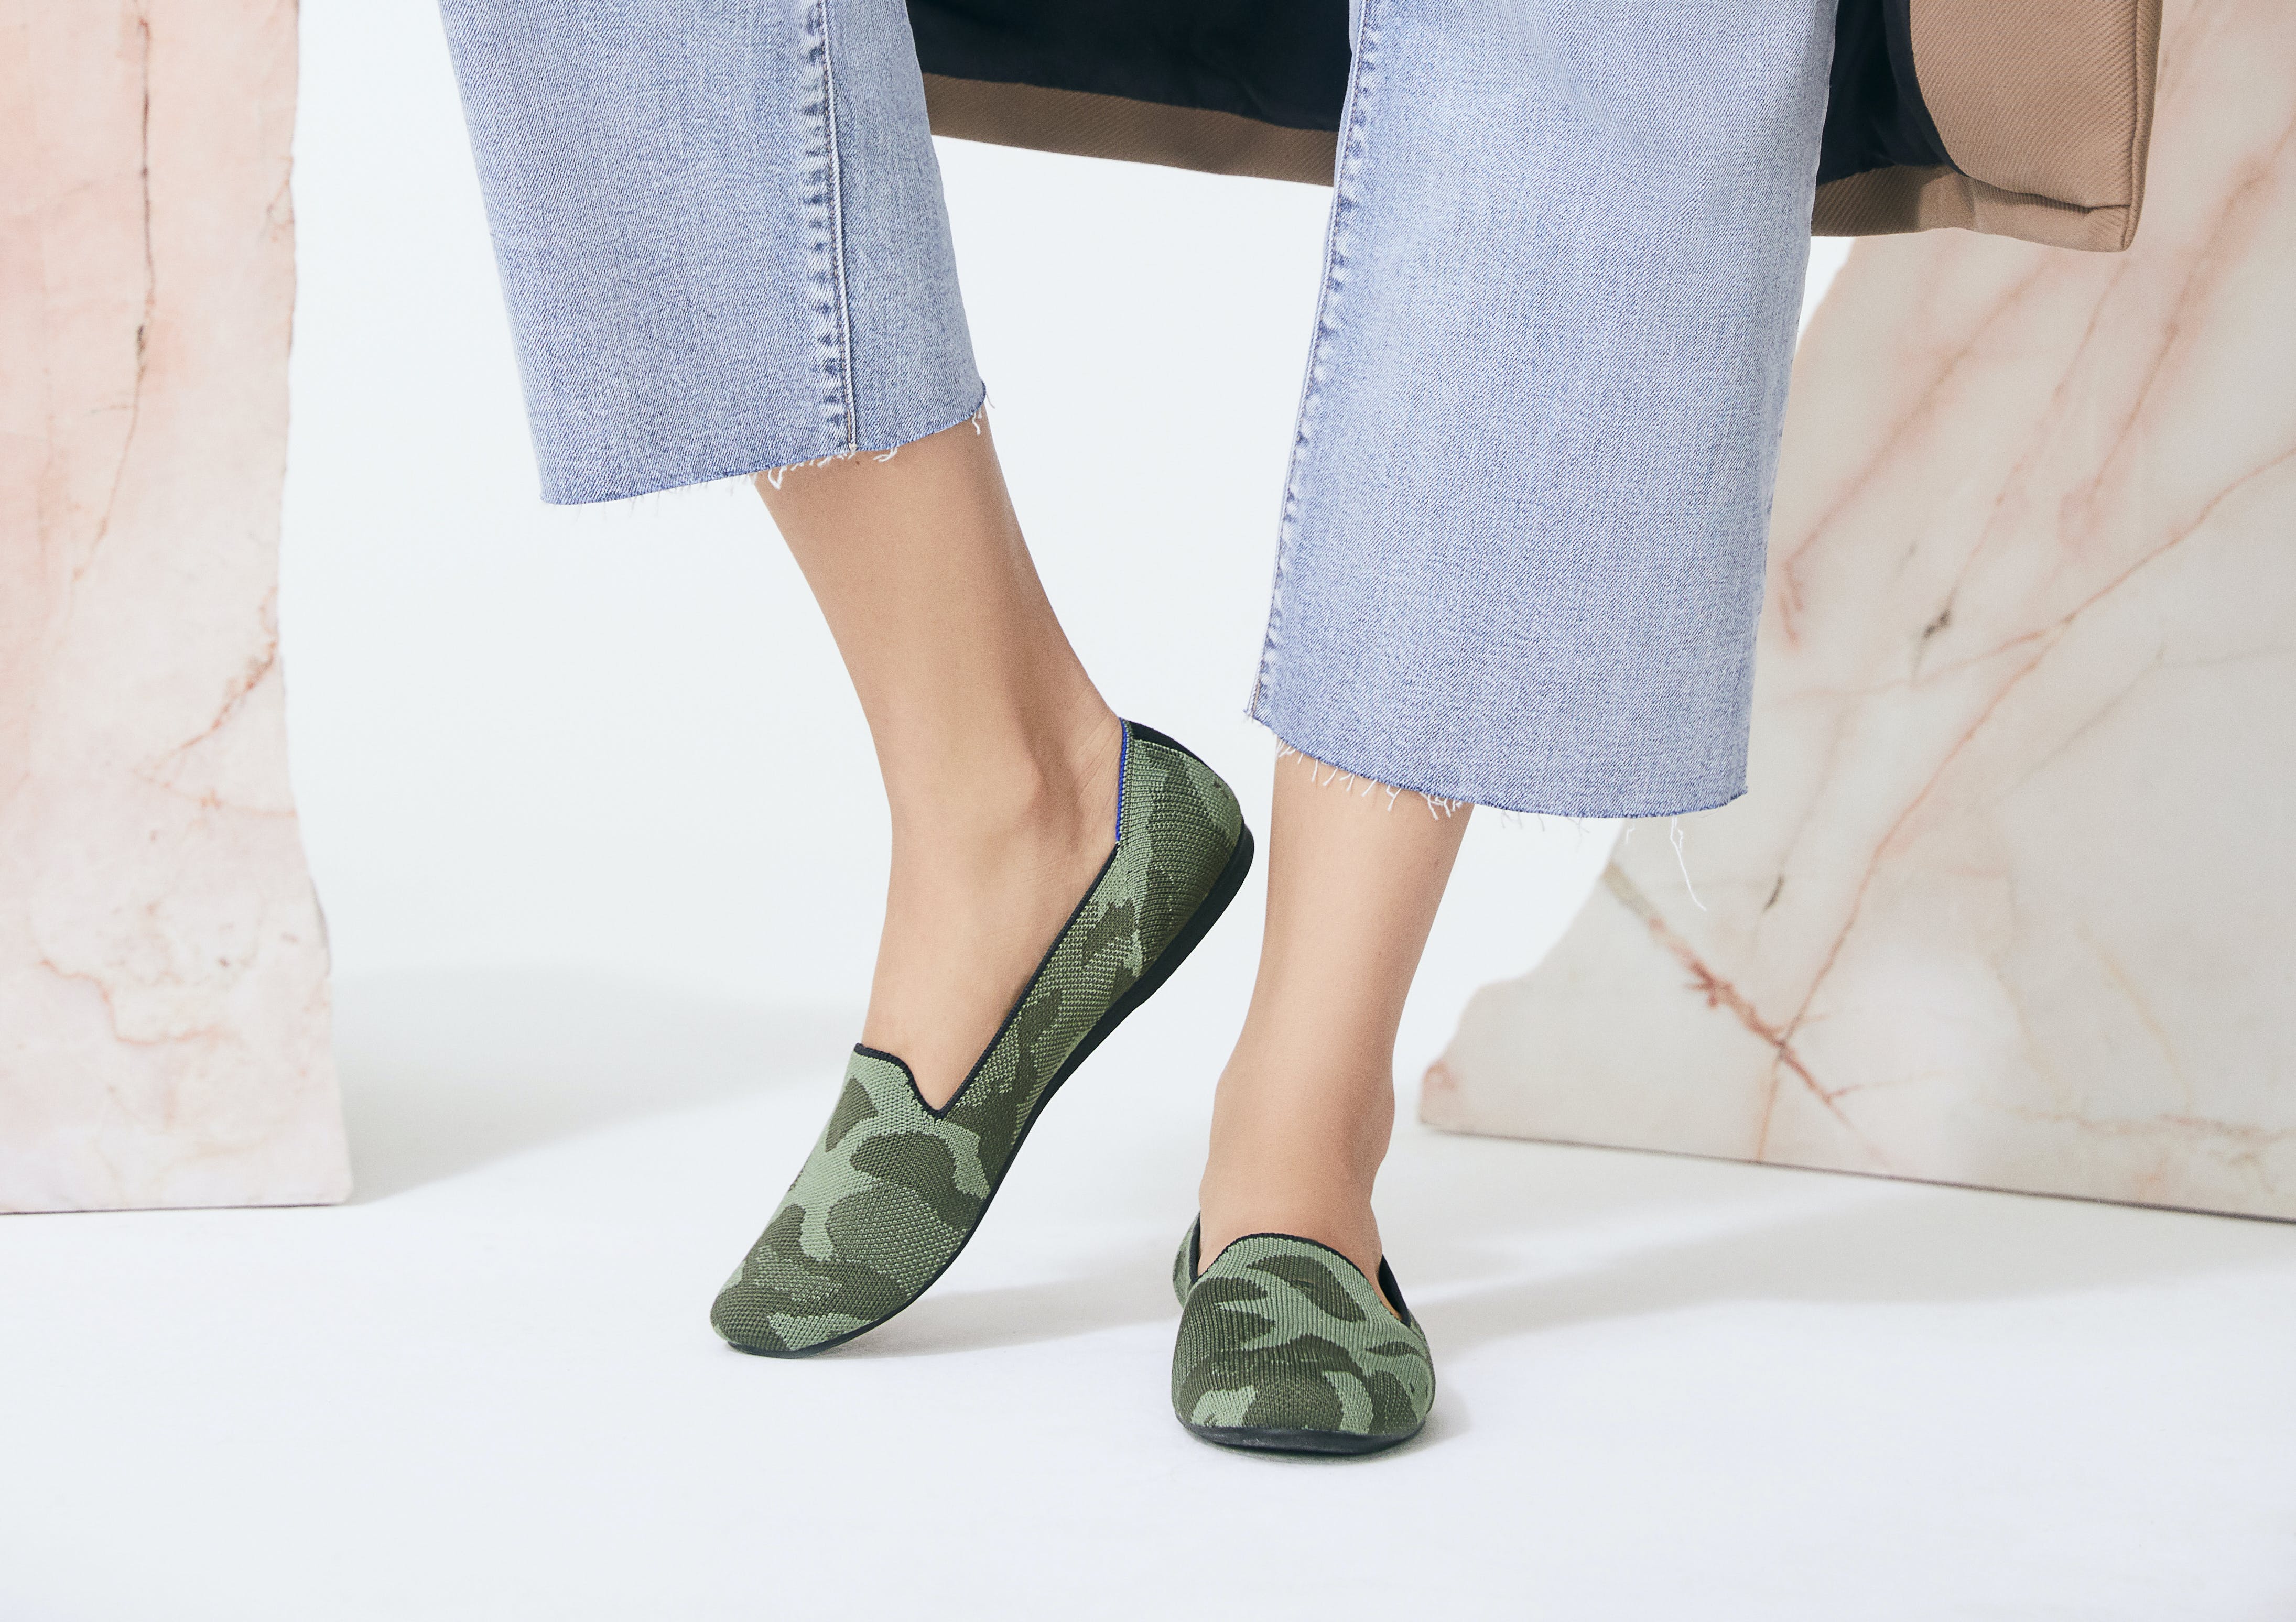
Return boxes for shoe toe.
[710,1231,896,1356]
[710,1272,875,1357]
[1171,1229,1434,1453]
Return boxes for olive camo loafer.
[1171,1218,1434,1455]
[711,721,1252,1357]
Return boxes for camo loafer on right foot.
[1170,1219,1434,1456]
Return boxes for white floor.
[9,3,2293,1615]
[7,959,2295,1620]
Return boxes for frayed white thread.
[1669,817,1707,911]
[759,447,859,488]
[1277,741,1403,811]
[1275,739,1469,818]
[760,398,987,485]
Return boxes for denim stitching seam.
[806,0,858,455]
[1251,0,1380,714]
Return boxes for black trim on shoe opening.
[851,1043,920,1090]
[1197,1228,1414,1327]
[907,835,1124,1122]
[886,722,1147,1122]
[907,720,1228,1123]
[739,826,1253,1361]
[1374,1257,1412,1325]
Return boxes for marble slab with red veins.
[1,1,349,1210]
[1425,0,2296,1219]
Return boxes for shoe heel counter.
[1122,722,1246,855]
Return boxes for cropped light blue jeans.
[439,0,1836,816]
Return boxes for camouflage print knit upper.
[711,724,1245,1356]
[1171,1223,1434,1442]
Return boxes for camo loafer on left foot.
[1170,1218,1434,1455]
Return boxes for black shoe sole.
[728,821,1257,1359]
[1186,1421,1421,1457]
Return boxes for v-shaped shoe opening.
[1186,1221,1414,1327]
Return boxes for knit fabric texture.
[711,724,1246,1356]
[1171,1222,1435,1444]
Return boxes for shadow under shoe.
[1171,1220,1435,1455]
[712,721,1253,1357]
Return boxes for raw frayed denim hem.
[550,383,992,507]
[1250,714,1750,822]
[445,0,1834,795]
[442,0,982,508]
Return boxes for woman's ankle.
[882,701,1121,857]
[1195,1046,1396,1301]
[861,704,1121,1107]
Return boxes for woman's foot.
[1196,1045,1395,1308]
[1195,750,1472,1310]
[1171,1219,1435,1453]
[754,415,1124,1107]
[721,414,1274,1358]
[714,722,1253,1356]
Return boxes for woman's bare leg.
[755,414,1121,1108]
[1196,756,1471,1301]
[757,411,1461,1280]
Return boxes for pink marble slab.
[1,0,348,1209]
[1424,0,2296,1219]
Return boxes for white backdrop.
[30,13,2296,1620]
[280,0,1846,1090]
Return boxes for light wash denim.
[438,0,982,503]
[438,0,1834,817]
[1256,0,1837,815]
